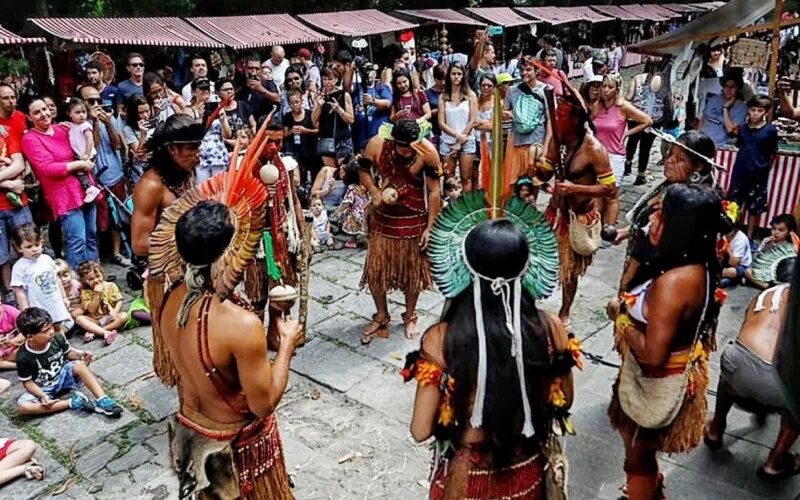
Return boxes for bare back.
[738,286,790,362]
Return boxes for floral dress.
[332,184,369,235]
[199,119,228,170]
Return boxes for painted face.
[772,222,790,243]
[28,100,52,130]
[748,106,767,124]
[555,99,583,144]
[168,143,201,171]
[394,141,415,159]
[396,76,410,94]
[68,105,87,125]
[664,144,698,183]
[17,238,43,260]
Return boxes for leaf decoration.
[751,241,797,285]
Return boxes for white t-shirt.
[67,121,95,159]
[11,255,70,323]
[582,59,594,81]
[266,59,291,90]
[181,80,219,103]
[312,210,330,241]
[729,231,753,267]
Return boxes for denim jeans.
[60,203,98,269]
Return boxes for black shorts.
[728,181,768,215]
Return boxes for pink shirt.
[0,304,19,337]
[539,71,567,98]
[593,103,628,156]
[21,126,87,217]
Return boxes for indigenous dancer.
[149,158,301,498]
[539,85,619,328]
[607,184,725,499]
[614,130,718,293]
[403,88,578,499]
[359,119,441,343]
[705,253,799,482]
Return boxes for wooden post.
[770,0,784,97]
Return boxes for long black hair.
[145,114,203,185]
[440,220,565,464]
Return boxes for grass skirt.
[429,449,544,500]
[360,233,432,295]
[557,225,593,286]
[608,357,709,454]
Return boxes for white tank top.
[441,99,471,144]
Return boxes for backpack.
[513,84,546,136]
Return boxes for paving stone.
[76,441,119,477]
[334,266,365,290]
[126,378,178,421]
[93,471,136,499]
[387,289,444,313]
[37,405,136,453]
[129,325,153,348]
[85,332,132,360]
[90,344,153,385]
[308,278,349,305]
[0,446,69,500]
[128,421,168,443]
[106,444,153,474]
[145,432,170,467]
[63,483,96,499]
[130,461,165,485]
[345,367,416,425]
[309,256,361,280]
[306,298,341,331]
[290,338,383,393]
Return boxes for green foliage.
[0,57,30,79]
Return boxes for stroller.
[94,167,139,288]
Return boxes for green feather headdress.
[751,242,797,285]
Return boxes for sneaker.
[111,254,132,267]
[83,185,101,204]
[634,175,648,186]
[104,330,118,346]
[94,396,123,418]
[69,391,95,413]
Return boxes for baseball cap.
[191,78,211,91]
[587,75,604,84]
[497,73,516,85]
[592,51,609,66]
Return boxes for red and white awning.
[515,7,582,26]
[464,8,535,28]
[620,4,668,22]
[394,9,485,27]
[590,6,646,22]
[0,24,45,45]
[298,9,417,37]
[27,17,222,48]
[662,3,706,13]
[187,15,331,50]
[557,7,614,23]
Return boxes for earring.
[689,171,702,184]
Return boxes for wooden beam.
[770,0,783,96]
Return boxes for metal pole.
[770,0,784,97]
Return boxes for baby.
[310,195,334,252]
[55,259,82,334]
[65,99,101,203]
[75,261,127,345]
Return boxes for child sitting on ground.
[721,211,753,288]
[331,159,369,249]
[55,259,82,334]
[443,177,462,206]
[65,99,101,204]
[15,307,122,418]
[10,224,71,330]
[745,214,799,288]
[0,302,22,371]
[514,176,535,205]
[310,195,334,252]
[75,261,126,345]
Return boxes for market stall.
[0,25,45,46]
[186,14,332,50]
[298,9,417,38]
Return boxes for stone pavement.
[0,140,799,500]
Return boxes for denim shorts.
[17,361,82,406]
[440,137,476,157]
[0,206,33,265]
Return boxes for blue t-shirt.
[117,79,143,106]
[94,122,124,187]
[354,84,393,149]
[100,84,119,110]
[701,95,747,148]
[730,122,778,186]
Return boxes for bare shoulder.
[365,135,385,159]
[653,265,707,302]
[421,322,447,367]
[134,170,164,197]
[218,300,265,345]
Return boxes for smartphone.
[205,101,220,114]
[146,118,159,129]
[101,105,113,114]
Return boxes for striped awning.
[620,4,668,22]
[691,2,724,10]
[464,8,536,28]
[516,7,581,25]
[662,3,705,13]
[27,17,222,48]
[559,7,614,23]
[187,15,331,49]
[394,9,485,27]
[0,24,45,45]
[298,9,417,37]
[648,4,684,19]
[590,5,645,21]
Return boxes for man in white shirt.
[181,56,217,102]
[265,46,290,90]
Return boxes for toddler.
[0,302,22,370]
[75,261,126,345]
[721,215,752,288]
[310,195,334,252]
[15,307,123,418]
[514,176,535,205]
[65,99,101,204]
[56,259,82,333]
[10,224,71,329]
[331,159,369,249]
[443,177,462,206]
[746,214,799,288]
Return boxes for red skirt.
[429,448,544,500]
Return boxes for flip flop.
[758,453,800,483]
[24,459,45,481]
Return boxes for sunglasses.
[480,83,495,87]
[287,76,302,81]
[86,98,102,105]
[129,63,144,68]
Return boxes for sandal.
[344,240,358,249]
[703,424,723,451]
[24,459,45,481]
[758,453,800,482]
[83,332,95,343]
[402,312,420,340]
[361,314,390,345]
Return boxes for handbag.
[568,211,601,257]
[544,434,569,500]
[317,98,338,157]
[618,270,711,429]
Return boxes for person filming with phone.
[123,95,157,186]
[189,78,231,183]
